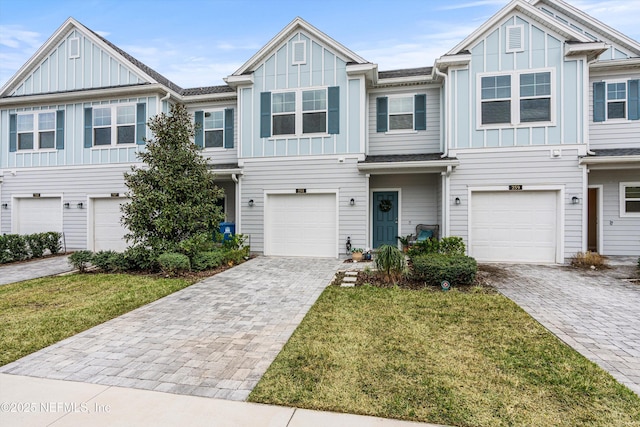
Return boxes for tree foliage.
[122,104,224,253]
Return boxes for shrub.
[223,247,249,266]
[178,233,216,259]
[408,238,439,258]
[192,250,225,271]
[0,235,10,264]
[375,244,405,282]
[222,233,247,251]
[439,236,466,256]
[637,256,640,269]
[123,245,158,271]
[44,232,63,255]
[68,250,94,273]
[412,254,477,286]
[25,233,46,258]
[571,251,607,269]
[92,250,128,273]
[5,235,29,262]
[158,252,190,276]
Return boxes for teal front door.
[372,191,398,248]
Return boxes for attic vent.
[292,41,306,65]
[69,37,80,59]
[506,25,523,53]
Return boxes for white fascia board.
[210,168,243,176]
[564,42,608,60]
[181,92,238,103]
[435,54,472,72]
[590,57,640,71]
[580,156,640,166]
[0,84,177,107]
[357,159,460,174]
[224,74,254,88]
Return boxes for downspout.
[232,173,241,234]
[435,64,451,238]
[160,92,171,113]
[434,66,448,159]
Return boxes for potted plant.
[396,235,412,253]
[351,247,364,262]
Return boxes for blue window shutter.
[84,107,93,148]
[224,108,234,148]
[9,114,17,152]
[136,103,146,145]
[628,79,640,121]
[194,110,204,148]
[593,82,605,122]
[414,94,426,130]
[260,92,271,138]
[56,110,65,150]
[328,86,340,134]
[376,97,388,132]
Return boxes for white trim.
[619,182,640,218]
[370,188,401,250]
[90,103,138,147]
[467,185,565,263]
[68,37,80,59]
[587,184,604,254]
[506,25,524,53]
[11,194,64,234]
[450,144,584,156]
[292,40,306,65]
[14,109,59,152]
[239,154,363,165]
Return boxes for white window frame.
[605,80,627,121]
[69,37,80,59]
[203,109,225,149]
[476,68,555,129]
[16,111,57,151]
[506,25,524,53]
[271,87,328,137]
[620,182,640,217]
[386,94,416,133]
[292,41,306,65]
[92,104,137,148]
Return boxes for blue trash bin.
[219,222,235,241]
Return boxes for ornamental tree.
[122,103,224,253]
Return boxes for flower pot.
[352,252,363,262]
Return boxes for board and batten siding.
[449,148,584,260]
[0,96,157,169]
[368,86,441,155]
[589,169,640,256]
[240,157,367,255]
[240,32,363,159]
[370,174,440,238]
[451,13,584,149]
[10,28,146,97]
[589,69,640,150]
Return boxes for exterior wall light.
[248,199,254,207]
[455,197,461,205]
[64,202,70,209]
[1,203,8,209]
[572,196,580,205]
[350,198,355,206]
[77,202,84,209]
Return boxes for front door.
[588,188,598,252]
[372,191,398,248]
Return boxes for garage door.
[92,198,129,252]
[15,197,62,234]
[265,193,337,257]
[471,191,558,263]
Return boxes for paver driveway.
[489,261,640,396]
[0,257,343,401]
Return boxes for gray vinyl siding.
[0,165,132,250]
[370,174,440,241]
[589,170,640,256]
[449,148,585,260]
[589,69,640,150]
[187,101,239,166]
[368,86,441,155]
[240,157,367,255]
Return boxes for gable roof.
[230,17,370,77]
[446,0,591,56]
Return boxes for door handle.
[395,218,398,224]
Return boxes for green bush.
[0,235,11,264]
[92,250,128,273]
[192,250,225,271]
[223,247,249,266]
[5,235,29,262]
[408,238,439,258]
[375,244,405,282]
[439,236,466,256]
[222,233,247,251]
[25,233,46,258]
[158,252,190,276]
[412,254,477,286]
[123,245,158,271]
[68,250,94,273]
[44,232,63,255]
[178,233,216,259]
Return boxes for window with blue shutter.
[9,113,17,152]
[628,79,640,121]
[84,107,93,148]
[414,94,426,130]
[328,86,339,134]
[56,110,65,150]
[376,97,388,132]
[194,110,204,148]
[593,82,605,122]
[224,108,234,148]
[260,92,271,138]
[136,103,146,145]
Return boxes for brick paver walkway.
[0,255,72,285]
[490,261,640,396]
[0,257,343,400]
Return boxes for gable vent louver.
[292,41,306,65]
[506,25,524,53]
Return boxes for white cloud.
[0,25,41,50]
[436,0,506,11]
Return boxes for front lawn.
[0,274,193,366]
[249,286,640,427]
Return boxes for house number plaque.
[509,185,523,191]
[295,189,307,194]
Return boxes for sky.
[1,0,639,89]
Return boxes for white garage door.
[92,198,129,252]
[15,197,62,234]
[471,191,558,263]
[265,193,337,257]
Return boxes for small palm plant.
[375,244,405,283]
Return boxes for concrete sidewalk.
[0,255,72,285]
[0,374,444,427]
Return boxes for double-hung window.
[479,70,553,126]
[194,108,234,149]
[272,92,296,135]
[16,112,56,150]
[302,89,327,134]
[204,111,224,147]
[593,79,640,122]
[376,94,426,132]
[92,105,136,146]
[621,183,640,217]
[388,96,414,130]
[607,82,626,119]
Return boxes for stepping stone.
[342,276,357,283]
[340,283,355,288]
[345,271,358,276]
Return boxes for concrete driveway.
[488,259,640,396]
[0,257,343,401]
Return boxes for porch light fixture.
[248,199,254,207]
[64,202,70,209]
[455,197,461,205]
[77,202,84,209]
[571,196,580,205]
[350,198,355,206]
[1,203,7,209]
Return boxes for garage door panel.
[16,198,62,234]
[471,191,558,263]
[93,198,129,252]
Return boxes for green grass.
[0,274,192,366]
[249,286,640,427]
